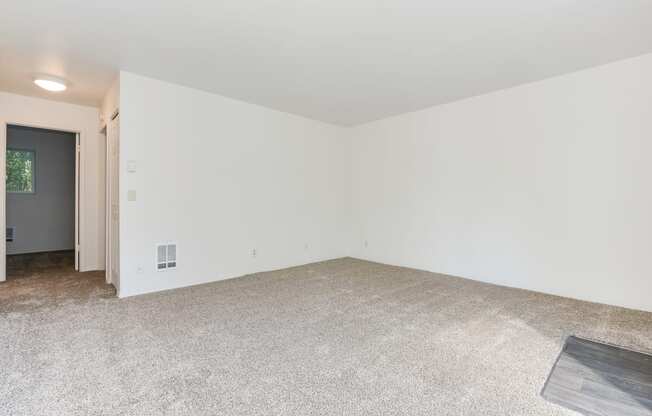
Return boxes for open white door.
[75,132,80,271]
[106,114,120,292]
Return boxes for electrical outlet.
[251,248,257,258]
[304,243,309,250]
[364,240,368,248]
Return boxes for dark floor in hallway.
[2,251,114,311]
[7,251,76,280]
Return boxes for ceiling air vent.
[156,243,177,271]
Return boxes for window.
[6,149,35,193]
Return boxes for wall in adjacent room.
[349,53,652,312]
[118,72,352,297]
[6,126,76,254]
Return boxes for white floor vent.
[156,243,177,271]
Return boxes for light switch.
[127,190,137,201]
[127,160,137,173]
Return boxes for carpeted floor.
[1,258,651,416]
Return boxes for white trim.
[102,125,110,284]
[0,124,6,282]
[106,114,120,292]
[74,132,80,271]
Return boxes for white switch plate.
[127,160,137,173]
[127,190,137,201]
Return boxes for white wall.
[118,72,351,297]
[0,92,106,272]
[6,126,76,254]
[5,54,646,314]
[350,53,652,313]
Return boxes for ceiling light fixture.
[33,76,67,92]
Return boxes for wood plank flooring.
[542,336,652,415]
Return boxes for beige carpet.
[1,257,651,415]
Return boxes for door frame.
[0,121,84,281]
[102,125,109,284]
[104,112,119,290]
[75,132,80,270]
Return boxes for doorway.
[4,125,80,280]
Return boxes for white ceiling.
[2,1,652,125]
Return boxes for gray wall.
[7,126,75,255]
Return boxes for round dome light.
[34,76,67,92]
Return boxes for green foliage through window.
[7,149,35,193]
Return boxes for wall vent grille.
[156,243,177,271]
[6,227,15,242]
